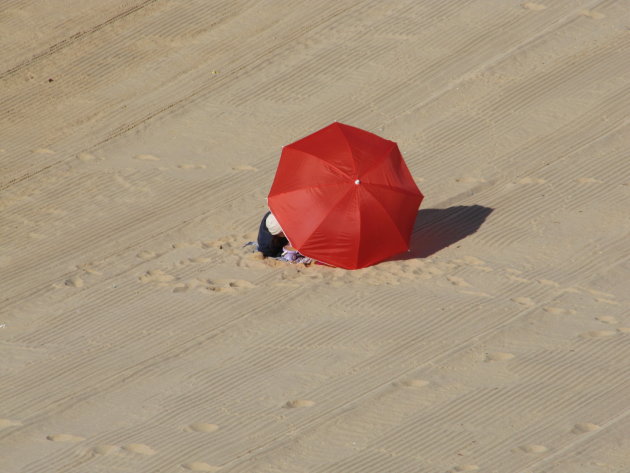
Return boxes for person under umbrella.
[256,211,313,264]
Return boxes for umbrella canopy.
[268,122,423,269]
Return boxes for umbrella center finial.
[355,179,361,185]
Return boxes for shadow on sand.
[395,205,494,260]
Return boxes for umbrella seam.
[285,145,352,181]
[268,182,348,199]
[334,122,360,178]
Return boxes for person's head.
[266,213,284,236]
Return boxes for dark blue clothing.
[257,212,288,257]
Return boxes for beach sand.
[1,1,629,472]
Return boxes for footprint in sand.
[47,433,85,442]
[134,154,160,161]
[64,277,84,288]
[400,379,429,388]
[580,330,617,338]
[122,444,157,455]
[203,279,255,294]
[137,250,158,260]
[543,307,575,315]
[177,164,207,169]
[507,274,530,283]
[579,10,605,19]
[512,297,535,307]
[92,445,121,455]
[139,269,175,284]
[522,2,546,11]
[596,316,618,325]
[183,423,219,433]
[572,422,601,434]
[576,177,603,184]
[518,177,546,184]
[455,177,486,183]
[284,400,315,408]
[537,279,559,287]
[33,148,56,154]
[517,444,548,453]
[485,352,515,362]
[77,152,97,162]
[447,276,472,287]
[617,328,630,334]
[595,297,618,305]
[232,165,257,171]
[182,462,220,472]
[0,419,22,429]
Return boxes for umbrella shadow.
[396,205,494,260]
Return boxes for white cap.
[266,213,283,235]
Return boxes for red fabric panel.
[287,123,355,178]
[298,187,360,269]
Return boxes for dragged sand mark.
[134,154,160,161]
[512,297,535,307]
[182,462,220,471]
[522,2,546,10]
[516,444,548,453]
[47,433,85,442]
[122,443,157,455]
[579,10,605,19]
[284,400,315,408]
[0,419,22,429]
[183,423,219,433]
[580,330,617,338]
[576,177,603,184]
[454,465,479,472]
[485,352,515,362]
[572,422,601,434]
[32,148,56,154]
[92,445,121,455]
[537,279,559,287]
[232,165,257,171]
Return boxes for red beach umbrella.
[268,122,423,269]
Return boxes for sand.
[1,1,629,472]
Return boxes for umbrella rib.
[335,123,359,177]
[267,182,348,198]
